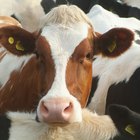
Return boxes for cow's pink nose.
[39,99,73,123]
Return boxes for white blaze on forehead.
[41,22,89,98]
[0,49,34,87]
[41,23,89,57]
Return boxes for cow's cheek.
[66,59,92,107]
[66,59,82,102]
[77,59,93,107]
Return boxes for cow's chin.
[44,122,72,127]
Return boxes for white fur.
[0,47,6,54]
[88,43,140,114]
[39,5,92,29]
[41,23,89,59]
[14,0,45,32]
[7,109,118,140]
[0,0,17,15]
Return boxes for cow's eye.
[86,52,92,60]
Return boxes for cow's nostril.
[64,102,73,113]
[40,101,49,114]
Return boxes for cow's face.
[35,23,93,123]
[0,22,93,123]
[0,23,134,124]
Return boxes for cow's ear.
[108,104,140,139]
[94,28,134,57]
[0,26,37,56]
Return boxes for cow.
[0,104,140,140]
[87,5,140,115]
[90,0,140,20]
[108,104,140,140]
[0,4,134,123]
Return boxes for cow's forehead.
[41,22,89,58]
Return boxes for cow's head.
[108,104,140,139]
[0,5,134,124]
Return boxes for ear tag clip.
[108,41,116,53]
[16,41,24,51]
[125,124,135,136]
[8,37,14,45]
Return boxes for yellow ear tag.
[125,124,135,136]
[8,37,14,44]
[16,41,24,51]
[108,41,117,53]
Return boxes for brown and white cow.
[0,5,134,124]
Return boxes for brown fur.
[66,39,93,107]
[0,26,36,56]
